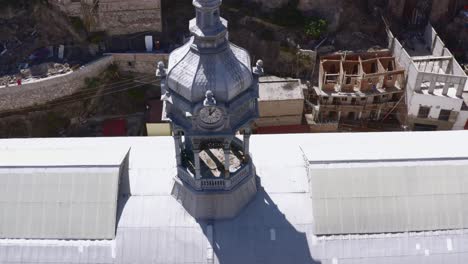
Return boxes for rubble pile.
[0,63,71,87]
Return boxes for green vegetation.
[46,112,70,136]
[304,18,328,39]
[87,32,106,44]
[84,77,100,90]
[104,63,120,79]
[70,17,86,32]
[127,85,148,102]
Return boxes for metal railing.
[176,162,253,191]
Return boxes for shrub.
[305,19,328,39]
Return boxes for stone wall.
[109,53,168,75]
[95,0,162,35]
[0,52,169,112]
[0,56,114,112]
[49,0,162,35]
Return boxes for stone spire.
[190,0,228,50]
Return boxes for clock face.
[199,106,223,125]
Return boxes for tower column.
[224,149,230,178]
[174,134,182,166]
[244,129,251,160]
[194,149,202,179]
[223,140,231,179]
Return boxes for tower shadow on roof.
[115,150,131,234]
[200,179,320,264]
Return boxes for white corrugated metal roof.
[0,147,130,167]
[254,131,468,163]
[0,132,467,263]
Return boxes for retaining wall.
[0,56,114,112]
[0,52,170,112]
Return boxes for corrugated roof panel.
[0,147,129,167]
[0,167,121,240]
[0,134,468,263]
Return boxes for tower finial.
[190,0,227,49]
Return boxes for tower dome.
[166,0,253,103]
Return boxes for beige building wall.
[257,76,305,127]
[259,99,304,117]
[146,123,171,136]
[256,114,303,127]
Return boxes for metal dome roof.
[165,0,254,103]
[166,37,253,103]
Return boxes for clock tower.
[157,0,263,219]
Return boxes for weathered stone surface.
[49,0,162,35]
[109,53,168,75]
[0,56,113,112]
[96,0,162,35]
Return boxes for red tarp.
[103,119,127,137]
[257,125,310,134]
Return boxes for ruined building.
[306,51,406,132]
[387,23,468,131]
[49,0,162,35]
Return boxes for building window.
[438,109,452,121]
[417,106,431,118]
[361,97,367,101]
[346,77,351,84]
[323,96,329,101]
[328,111,338,120]
[341,98,347,101]
[387,61,394,71]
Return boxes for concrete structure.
[307,51,406,132]
[387,23,468,131]
[0,147,129,240]
[159,0,260,219]
[49,0,162,35]
[2,132,468,263]
[256,76,305,128]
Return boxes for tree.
[305,19,328,39]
